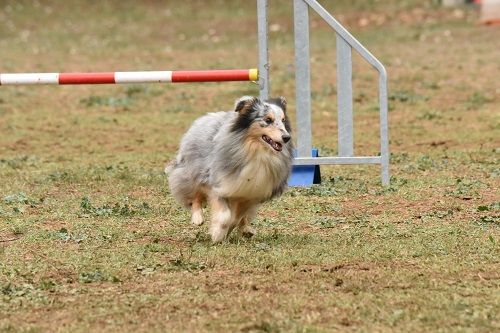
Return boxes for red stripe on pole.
[171,70,250,82]
[59,72,115,84]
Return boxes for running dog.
[166,96,293,243]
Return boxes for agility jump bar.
[0,69,259,85]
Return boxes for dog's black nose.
[282,134,291,143]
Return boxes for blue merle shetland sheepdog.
[166,96,293,242]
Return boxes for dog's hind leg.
[209,197,236,243]
[191,193,204,226]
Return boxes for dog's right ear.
[234,96,260,114]
[268,96,287,113]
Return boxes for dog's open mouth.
[262,135,282,152]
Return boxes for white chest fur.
[215,153,283,200]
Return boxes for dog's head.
[232,96,292,153]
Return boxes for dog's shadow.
[183,228,312,248]
[184,230,254,246]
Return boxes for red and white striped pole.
[0,69,259,85]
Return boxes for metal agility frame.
[257,0,389,186]
[0,1,389,186]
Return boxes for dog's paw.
[239,226,256,238]
[210,229,227,243]
[191,211,204,226]
[209,224,230,243]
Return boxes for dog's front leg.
[238,206,257,238]
[209,196,234,243]
[191,193,205,226]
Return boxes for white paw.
[191,211,204,226]
[210,225,229,243]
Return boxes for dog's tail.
[166,158,196,208]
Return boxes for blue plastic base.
[288,148,321,187]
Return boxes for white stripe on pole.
[0,73,59,85]
[114,71,172,83]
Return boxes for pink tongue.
[263,135,282,151]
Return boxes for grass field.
[0,1,499,332]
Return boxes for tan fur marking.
[247,122,264,137]
[191,193,204,225]
[264,114,275,123]
[192,193,204,208]
[234,200,250,218]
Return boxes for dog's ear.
[234,96,261,114]
[267,96,287,112]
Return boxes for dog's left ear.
[267,96,287,113]
[234,96,261,114]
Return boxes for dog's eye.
[265,118,273,124]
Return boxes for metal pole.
[257,0,269,100]
[379,70,390,185]
[336,34,354,157]
[294,0,312,157]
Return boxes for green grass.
[0,0,499,332]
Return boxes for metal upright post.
[294,0,312,158]
[379,71,390,185]
[257,0,269,100]
[336,34,354,157]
